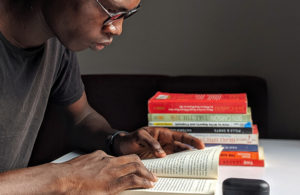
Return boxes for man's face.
[43,0,141,51]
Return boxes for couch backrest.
[29,74,268,166]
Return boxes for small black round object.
[223,178,270,195]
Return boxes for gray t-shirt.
[0,32,84,172]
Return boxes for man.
[0,0,204,194]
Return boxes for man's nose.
[102,18,124,36]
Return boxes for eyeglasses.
[95,0,140,26]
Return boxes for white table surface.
[54,139,300,195]
[217,139,300,195]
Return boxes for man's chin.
[89,43,106,51]
[65,45,90,52]
[63,42,107,52]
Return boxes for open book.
[120,146,223,195]
[53,147,222,195]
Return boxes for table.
[217,139,300,195]
[54,139,300,195]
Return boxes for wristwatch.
[106,131,129,156]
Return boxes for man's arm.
[0,90,204,194]
[65,91,205,158]
[0,92,158,194]
[64,91,118,153]
[0,163,63,194]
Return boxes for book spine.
[220,151,259,160]
[151,92,247,101]
[148,112,252,122]
[219,159,264,167]
[148,102,247,114]
[149,121,252,128]
[168,127,253,134]
[205,144,258,152]
[190,133,258,145]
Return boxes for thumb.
[141,131,166,158]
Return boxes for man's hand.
[113,127,205,159]
[59,150,157,194]
[0,150,156,195]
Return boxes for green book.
[148,107,252,122]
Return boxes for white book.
[53,147,223,195]
[121,147,223,195]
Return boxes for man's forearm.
[0,163,63,195]
[68,105,118,153]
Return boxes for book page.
[120,178,216,195]
[142,146,223,179]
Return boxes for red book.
[148,92,248,114]
[219,159,264,167]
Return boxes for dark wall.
[77,0,300,139]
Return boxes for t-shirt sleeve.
[49,48,84,105]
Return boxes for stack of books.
[147,91,264,167]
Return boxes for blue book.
[205,144,258,152]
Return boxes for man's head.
[42,0,141,51]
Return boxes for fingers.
[139,127,204,158]
[172,131,205,149]
[138,129,166,158]
[107,154,157,194]
[116,161,157,182]
[113,174,155,193]
[173,141,193,152]
[114,155,157,182]
[61,150,158,195]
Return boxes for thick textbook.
[120,147,223,195]
[148,92,247,114]
[148,107,252,122]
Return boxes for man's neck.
[0,1,54,48]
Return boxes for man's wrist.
[106,131,129,156]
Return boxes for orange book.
[220,151,259,160]
[220,147,265,167]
